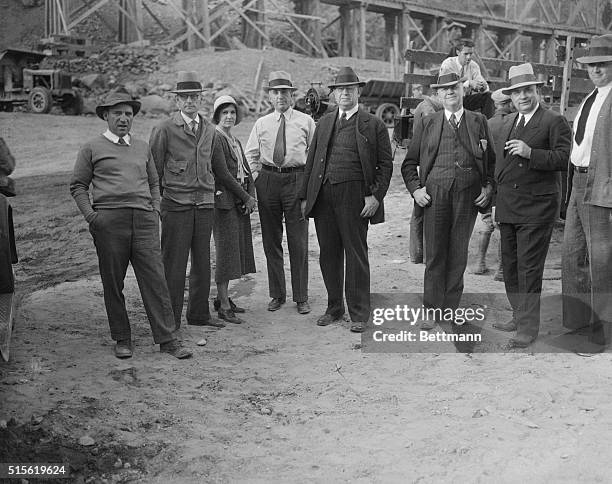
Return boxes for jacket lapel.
[519,105,543,146]
[319,108,337,153]
[464,110,479,153]
[356,107,370,167]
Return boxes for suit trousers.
[409,203,424,263]
[312,181,370,322]
[423,182,479,311]
[499,221,553,339]
[255,169,308,302]
[161,206,213,327]
[90,208,175,344]
[562,171,612,344]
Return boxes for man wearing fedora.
[149,71,224,329]
[299,67,393,333]
[493,63,571,347]
[70,87,192,359]
[562,34,612,346]
[244,71,316,314]
[402,72,495,330]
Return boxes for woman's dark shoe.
[214,298,245,313]
[218,307,245,324]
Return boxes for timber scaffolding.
[43,0,610,65]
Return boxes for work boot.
[472,230,492,275]
[493,243,504,281]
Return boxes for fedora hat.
[95,86,141,119]
[212,95,242,125]
[501,63,544,94]
[263,71,298,91]
[491,88,511,103]
[431,72,461,89]
[170,71,204,94]
[328,66,366,89]
[576,34,612,64]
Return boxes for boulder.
[79,74,107,90]
[139,95,173,115]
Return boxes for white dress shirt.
[571,84,612,167]
[102,129,130,145]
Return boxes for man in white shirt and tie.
[245,71,316,314]
[562,34,612,347]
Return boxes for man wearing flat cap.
[493,63,571,348]
[402,72,495,331]
[245,71,316,315]
[71,87,192,359]
[149,71,225,329]
[562,34,612,347]
[300,67,393,333]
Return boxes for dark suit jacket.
[299,107,393,224]
[494,105,571,224]
[212,133,254,210]
[401,109,495,215]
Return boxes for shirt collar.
[275,106,293,120]
[444,107,464,123]
[339,104,359,120]
[518,104,539,125]
[181,111,199,126]
[103,129,130,145]
[595,84,612,96]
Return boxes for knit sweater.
[70,135,160,223]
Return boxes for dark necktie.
[449,113,458,130]
[117,137,127,145]
[512,115,525,139]
[575,89,598,145]
[273,113,286,167]
[190,120,197,135]
[340,111,347,122]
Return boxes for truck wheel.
[61,92,83,115]
[28,87,52,114]
[375,103,400,129]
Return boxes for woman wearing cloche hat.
[210,95,257,325]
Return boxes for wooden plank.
[142,0,170,36]
[267,0,322,55]
[403,72,437,86]
[167,0,211,46]
[67,0,109,29]
[218,0,268,43]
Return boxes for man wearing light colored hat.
[493,63,571,347]
[149,71,221,329]
[300,67,393,333]
[245,71,316,314]
[402,72,495,334]
[472,88,515,279]
[562,34,612,347]
[71,87,192,359]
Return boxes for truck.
[0,48,82,114]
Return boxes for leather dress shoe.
[114,340,132,359]
[267,297,286,311]
[214,298,245,313]
[160,340,192,359]
[420,319,436,330]
[317,313,343,326]
[350,322,366,333]
[493,319,517,332]
[188,318,225,328]
[508,334,535,348]
[297,301,311,314]
[218,307,244,324]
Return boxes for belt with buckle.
[574,166,588,173]
[262,164,304,174]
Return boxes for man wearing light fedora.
[245,71,316,314]
[300,67,393,333]
[71,87,192,359]
[493,63,571,347]
[562,34,612,347]
[402,72,495,331]
[149,71,221,329]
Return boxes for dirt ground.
[1,111,612,483]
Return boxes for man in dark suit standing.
[562,35,612,346]
[299,67,393,333]
[493,63,572,347]
[402,72,495,330]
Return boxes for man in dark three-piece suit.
[299,67,393,333]
[493,63,572,347]
[402,72,495,330]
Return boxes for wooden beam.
[500,31,522,58]
[241,7,324,21]
[360,4,366,59]
[67,0,109,30]
[267,0,322,55]
[167,0,211,46]
[54,0,69,33]
[220,0,268,43]
[481,27,506,58]
[142,0,170,36]
[518,0,538,21]
[535,0,555,25]
[405,13,434,51]
[322,15,340,31]
[116,0,144,41]
[479,0,497,18]
[560,35,574,115]
[275,28,311,55]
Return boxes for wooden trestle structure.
[44,0,610,65]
